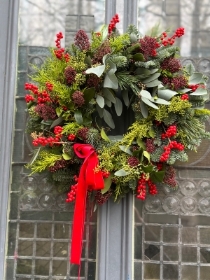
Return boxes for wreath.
[25,15,210,264]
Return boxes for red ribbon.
[70,143,104,264]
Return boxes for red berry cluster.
[102,170,110,178]
[46,82,53,91]
[25,94,35,103]
[181,94,189,100]
[54,126,63,136]
[136,175,147,200]
[25,83,52,104]
[66,183,78,202]
[160,141,185,162]
[108,14,119,34]
[161,125,177,139]
[148,180,158,195]
[25,83,38,94]
[37,91,51,104]
[55,32,63,48]
[32,136,57,147]
[67,134,76,141]
[160,27,184,46]
[54,48,65,59]
[188,84,199,92]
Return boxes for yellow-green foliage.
[194,108,210,116]
[62,122,83,135]
[75,73,86,86]
[28,106,39,117]
[27,151,62,174]
[149,96,192,121]
[90,32,103,52]
[68,50,87,72]
[121,121,153,146]
[109,34,130,53]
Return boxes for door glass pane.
[135,1,210,279]
[6,1,104,279]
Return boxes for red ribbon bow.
[70,143,104,264]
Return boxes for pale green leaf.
[103,109,115,128]
[114,169,130,176]
[190,87,208,96]
[114,97,123,116]
[122,90,129,106]
[142,97,159,109]
[152,98,170,105]
[143,151,150,161]
[96,104,104,118]
[119,145,133,155]
[158,89,177,100]
[145,79,161,87]
[142,73,160,83]
[189,72,203,84]
[101,128,110,142]
[85,64,105,77]
[140,100,148,118]
[62,153,71,160]
[96,94,105,108]
[102,88,116,103]
[74,111,83,124]
[101,175,113,194]
[140,90,152,99]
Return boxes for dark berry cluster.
[163,166,177,188]
[72,91,85,107]
[139,36,160,60]
[146,138,156,153]
[77,127,89,140]
[127,156,139,167]
[49,159,68,172]
[74,30,90,51]
[95,190,112,205]
[161,125,177,139]
[161,57,181,73]
[108,14,119,34]
[35,104,57,120]
[64,66,77,85]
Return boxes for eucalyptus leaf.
[102,88,116,103]
[105,98,112,107]
[143,151,150,161]
[190,87,208,96]
[140,100,148,118]
[101,24,108,41]
[135,68,151,76]
[189,72,203,84]
[101,128,110,142]
[179,88,192,93]
[96,94,105,108]
[85,64,105,77]
[74,111,83,124]
[104,60,118,89]
[140,90,152,99]
[101,175,113,194]
[152,98,170,105]
[62,153,71,160]
[50,117,63,129]
[149,68,159,74]
[96,104,104,118]
[114,97,123,116]
[103,109,115,128]
[145,79,161,87]
[142,97,159,109]
[158,89,177,100]
[185,63,195,75]
[142,73,160,83]
[119,145,133,155]
[122,90,129,106]
[114,169,130,176]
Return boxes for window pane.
[135,1,210,279]
[5,1,104,279]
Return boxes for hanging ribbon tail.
[70,144,104,265]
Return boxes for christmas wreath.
[25,15,210,264]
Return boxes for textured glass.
[5,1,104,279]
